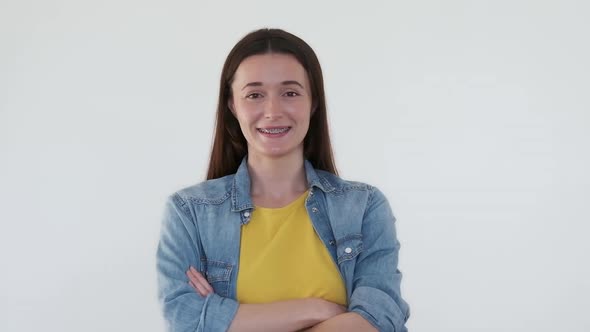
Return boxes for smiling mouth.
[257,127,291,134]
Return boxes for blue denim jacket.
[156,157,410,331]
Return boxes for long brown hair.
[206,28,338,180]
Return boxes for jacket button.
[243,211,250,217]
[311,207,318,213]
[344,247,352,254]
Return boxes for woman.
[156,28,410,332]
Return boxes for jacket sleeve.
[348,187,410,332]
[156,193,239,332]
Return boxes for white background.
[1,0,589,331]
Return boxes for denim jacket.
[156,157,410,331]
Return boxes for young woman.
[156,28,410,332]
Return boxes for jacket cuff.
[348,286,408,332]
[198,294,239,332]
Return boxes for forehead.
[232,53,308,86]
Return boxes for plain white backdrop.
[1,0,589,331]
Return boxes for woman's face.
[229,53,313,160]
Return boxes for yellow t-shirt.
[236,190,347,306]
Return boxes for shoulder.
[169,174,235,206]
[316,169,391,213]
[315,169,377,195]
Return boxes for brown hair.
[206,28,338,180]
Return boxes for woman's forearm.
[227,298,337,332]
[186,267,346,331]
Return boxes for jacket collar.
[230,155,334,212]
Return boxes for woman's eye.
[246,93,262,99]
[284,91,299,97]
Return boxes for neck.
[247,151,308,199]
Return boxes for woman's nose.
[264,96,283,119]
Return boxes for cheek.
[234,104,259,123]
[284,98,312,113]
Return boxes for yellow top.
[236,190,347,306]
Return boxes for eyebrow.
[241,80,304,91]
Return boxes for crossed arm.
[158,190,408,332]
[186,266,378,332]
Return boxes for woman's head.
[207,28,338,180]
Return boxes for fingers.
[186,268,210,296]
[185,266,214,297]
[188,278,209,296]
[190,266,214,293]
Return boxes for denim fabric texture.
[156,157,410,331]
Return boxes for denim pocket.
[201,259,233,297]
[336,233,363,264]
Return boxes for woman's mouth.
[257,126,291,137]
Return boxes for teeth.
[258,127,289,134]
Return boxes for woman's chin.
[251,145,302,159]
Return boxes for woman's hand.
[186,266,214,297]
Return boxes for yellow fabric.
[236,190,347,306]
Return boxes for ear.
[227,98,235,115]
[311,102,318,116]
